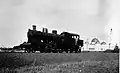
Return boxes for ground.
[0,52,119,73]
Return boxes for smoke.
[105,0,120,45]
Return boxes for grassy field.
[0,52,119,73]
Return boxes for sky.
[0,0,120,47]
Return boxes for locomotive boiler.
[13,25,84,53]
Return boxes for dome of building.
[91,38,100,45]
[101,41,107,45]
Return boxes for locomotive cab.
[60,32,82,46]
[60,32,83,52]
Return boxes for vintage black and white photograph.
[0,0,119,73]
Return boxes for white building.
[82,38,115,51]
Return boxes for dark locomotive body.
[13,25,83,53]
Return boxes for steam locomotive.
[13,25,84,53]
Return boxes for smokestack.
[32,25,36,31]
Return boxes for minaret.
[108,28,112,49]
[84,38,89,51]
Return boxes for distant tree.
[105,44,120,53]
[113,44,119,53]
